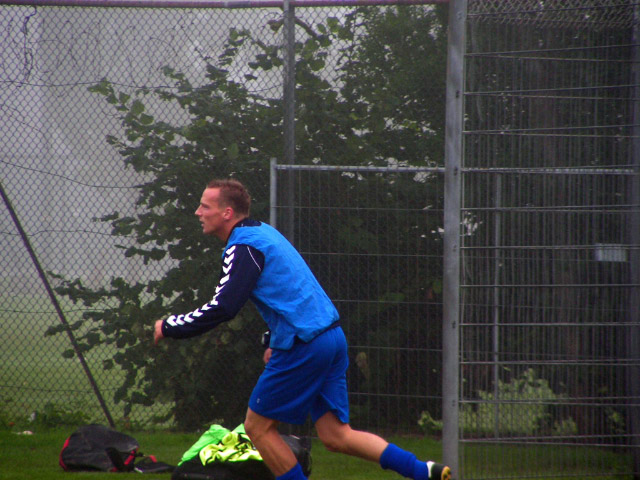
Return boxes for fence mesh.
[0,1,448,434]
[272,164,446,434]
[2,1,640,479]
[461,0,640,479]
[0,4,280,428]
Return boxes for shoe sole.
[441,465,452,480]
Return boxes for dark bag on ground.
[171,434,311,480]
[59,424,173,473]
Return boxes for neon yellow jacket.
[178,424,263,466]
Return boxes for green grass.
[460,442,633,480]
[0,429,444,480]
[1,289,635,480]
[0,428,635,480]
[0,289,170,427]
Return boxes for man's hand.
[154,319,164,345]
[263,347,272,364]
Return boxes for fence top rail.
[273,163,445,173]
[0,0,448,7]
[273,164,638,175]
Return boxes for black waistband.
[293,320,341,344]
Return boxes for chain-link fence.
[2,1,640,479]
[271,163,446,435]
[1,2,286,429]
[459,1,640,479]
[0,0,448,433]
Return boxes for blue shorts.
[249,326,349,425]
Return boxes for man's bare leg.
[314,410,388,461]
[314,411,451,480]
[244,408,298,477]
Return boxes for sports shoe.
[427,461,452,480]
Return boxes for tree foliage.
[46,6,448,431]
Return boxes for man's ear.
[223,207,234,220]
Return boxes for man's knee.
[315,412,349,453]
[244,409,277,443]
[317,425,349,453]
[320,437,343,453]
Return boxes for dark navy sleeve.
[161,244,265,339]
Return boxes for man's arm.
[154,244,264,342]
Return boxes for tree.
[47,29,281,430]
[47,6,448,431]
[293,5,448,428]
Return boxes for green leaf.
[139,113,154,125]
[87,78,112,96]
[228,142,239,159]
[62,349,75,359]
[85,332,102,346]
[310,58,325,72]
[130,100,145,116]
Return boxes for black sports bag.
[59,424,173,473]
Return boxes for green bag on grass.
[171,424,311,480]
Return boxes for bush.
[417,410,443,436]
[461,369,557,436]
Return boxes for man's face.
[195,188,229,238]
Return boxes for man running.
[154,178,451,480]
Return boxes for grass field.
[1,287,635,480]
[0,430,444,480]
[0,287,169,427]
[0,428,635,480]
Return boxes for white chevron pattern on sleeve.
[209,246,236,307]
[164,243,244,333]
[166,314,184,327]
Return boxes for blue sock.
[276,463,307,480]
[380,443,429,480]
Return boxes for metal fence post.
[282,0,296,242]
[270,157,278,228]
[443,0,466,476]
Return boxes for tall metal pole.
[270,158,278,228]
[283,0,296,242]
[443,0,466,476]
